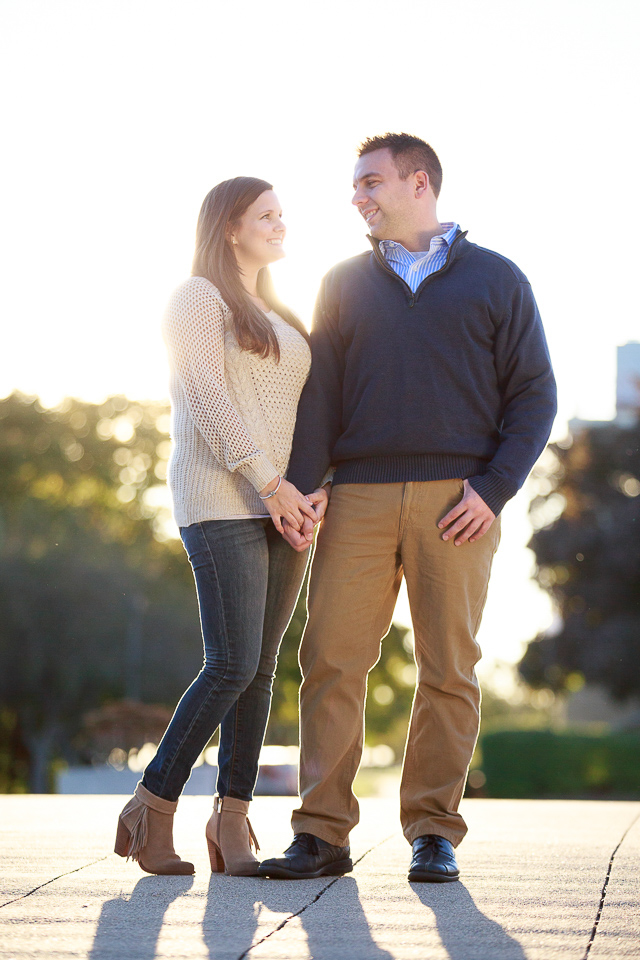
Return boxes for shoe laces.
[415,834,446,854]
[292,832,319,855]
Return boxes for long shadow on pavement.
[203,875,393,959]
[89,875,518,959]
[89,875,194,960]
[411,882,526,960]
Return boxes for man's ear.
[414,171,430,198]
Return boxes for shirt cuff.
[320,467,335,487]
[238,454,280,494]
[467,471,516,517]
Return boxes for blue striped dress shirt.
[379,222,460,293]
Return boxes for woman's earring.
[231,239,238,245]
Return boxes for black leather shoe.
[257,832,353,879]
[408,834,460,883]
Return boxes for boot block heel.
[207,837,225,873]
[114,818,131,858]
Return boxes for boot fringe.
[247,817,260,853]
[125,782,177,860]
[126,802,149,863]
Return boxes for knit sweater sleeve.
[286,279,344,493]
[468,280,557,515]
[163,277,278,493]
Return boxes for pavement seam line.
[237,833,396,960]
[580,808,640,960]
[0,856,110,909]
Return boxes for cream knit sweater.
[163,276,311,527]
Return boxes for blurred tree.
[0,390,179,558]
[519,421,640,700]
[364,621,416,758]
[0,393,202,791]
[0,391,422,789]
[0,708,30,794]
[266,582,308,747]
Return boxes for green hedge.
[481,730,640,798]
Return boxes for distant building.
[616,341,640,427]
[569,340,640,433]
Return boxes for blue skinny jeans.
[142,517,308,802]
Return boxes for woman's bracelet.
[258,476,282,500]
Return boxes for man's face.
[352,148,416,240]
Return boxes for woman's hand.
[279,483,332,552]
[259,476,317,535]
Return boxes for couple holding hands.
[115,132,557,884]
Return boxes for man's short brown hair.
[357,133,443,198]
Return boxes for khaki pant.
[291,480,500,848]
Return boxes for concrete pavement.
[0,796,638,959]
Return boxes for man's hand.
[279,484,331,552]
[306,484,331,524]
[281,516,314,552]
[438,480,496,545]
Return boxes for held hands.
[279,484,331,552]
[259,476,317,535]
[438,479,496,545]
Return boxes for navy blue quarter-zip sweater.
[286,231,557,516]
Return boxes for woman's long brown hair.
[191,177,310,361]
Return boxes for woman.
[114,178,327,876]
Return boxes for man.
[259,133,557,883]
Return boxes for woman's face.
[230,190,286,268]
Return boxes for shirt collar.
[379,222,460,262]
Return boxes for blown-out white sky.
[2,0,638,688]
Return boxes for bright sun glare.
[2,0,638,687]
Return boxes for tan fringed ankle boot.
[205,794,260,876]
[114,782,194,875]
